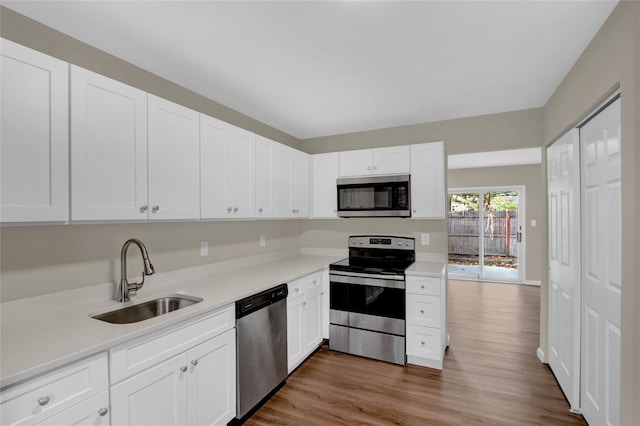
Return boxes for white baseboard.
[524,280,541,286]
[536,347,546,363]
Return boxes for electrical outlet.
[259,235,266,247]
[200,242,208,256]
[421,233,430,245]
[531,220,537,227]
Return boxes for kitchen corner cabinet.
[338,146,410,177]
[410,141,445,219]
[110,305,236,426]
[200,114,255,219]
[405,267,448,370]
[147,95,200,221]
[311,153,339,218]
[1,38,69,223]
[287,270,324,373]
[70,65,148,221]
[0,352,109,426]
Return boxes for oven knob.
[358,239,364,244]
[398,241,402,246]
[350,239,356,245]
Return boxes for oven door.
[329,273,405,335]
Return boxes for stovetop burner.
[329,235,416,276]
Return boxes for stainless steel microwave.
[336,175,410,217]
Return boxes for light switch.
[531,220,537,227]
[260,235,266,247]
[421,233,430,245]
[200,242,208,256]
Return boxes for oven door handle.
[329,272,406,289]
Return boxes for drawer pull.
[191,359,198,366]
[295,287,299,292]
[38,396,50,406]
[312,279,317,285]
[421,341,426,346]
[180,366,187,373]
[98,408,108,416]
[420,309,425,314]
[420,285,425,289]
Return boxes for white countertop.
[406,260,447,277]
[0,254,341,389]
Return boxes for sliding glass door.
[448,187,523,283]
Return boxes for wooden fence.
[448,210,518,257]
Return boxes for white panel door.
[1,39,69,223]
[274,143,293,217]
[186,329,236,426]
[372,145,410,175]
[580,97,621,426]
[148,95,200,220]
[411,142,445,219]
[255,136,277,218]
[302,289,323,354]
[547,129,581,411]
[70,65,148,221]
[339,149,373,177]
[200,115,255,219]
[311,153,339,218]
[290,148,309,218]
[287,294,304,373]
[110,354,188,426]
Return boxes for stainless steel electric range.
[329,235,415,365]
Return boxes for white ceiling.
[3,1,618,139]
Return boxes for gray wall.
[541,2,639,422]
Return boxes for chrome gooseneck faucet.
[117,238,155,302]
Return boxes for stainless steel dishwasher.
[235,283,288,420]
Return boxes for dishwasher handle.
[235,283,288,319]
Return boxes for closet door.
[546,129,581,411]
[580,97,621,426]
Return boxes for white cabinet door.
[311,153,339,218]
[302,288,323,355]
[1,39,69,223]
[186,329,236,426]
[274,143,292,217]
[200,115,255,219]
[290,148,309,218]
[255,135,277,218]
[410,141,445,219]
[70,65,148,221]
[339,149,373,177]
[372,146,410,175]
[287,292,304,373]
[35,391,110,426]
[110,354,188,426]
[148,94,200,220]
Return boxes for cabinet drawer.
[0,353,108,426]
[303,271,322,293]
[406,276,440,296]
[406,294,441,328]
[110,304,234,383]
[35,390,109,426]
[288,279,303,299]
[406,325,441,360]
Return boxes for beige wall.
[448,165,544,283]
[542,2,639,423]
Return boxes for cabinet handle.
[413,209,417,213]
[139,205,148,213]
[367,166,371,171]
[233,207,238,213]
[258,208,263,213]
[302,301,307,306]
[180,366,187,373]
[152,205,160,213]
[373,166,378,170]
[420,309,425,314]
[37,396,50,406]
[98,408,108,417]
[191,359,198,366]
[421,341,426,346]
[321,291,325,295]
[312,279,317,284]
[420,285,425,289]
[295,287,299,293]
[227,207,232,213]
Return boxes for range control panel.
[348,235,415,250]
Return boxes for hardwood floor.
[245,280,585,425]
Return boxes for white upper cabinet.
[311,153,339,218]
[410,141,445,219]
[339,146,410,177]
[147,95,200,220]
[255,135,278,218]
[274,142,293,217]
[1,39,69,223]
[200,114,255,219]
[268,141,309,218]
[70,65,148,221]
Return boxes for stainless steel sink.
[92,295,203,324]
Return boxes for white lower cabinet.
[287,270,324,373]
[109,305,236,426]
[405,268,447,370]
[0,353,109,426]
